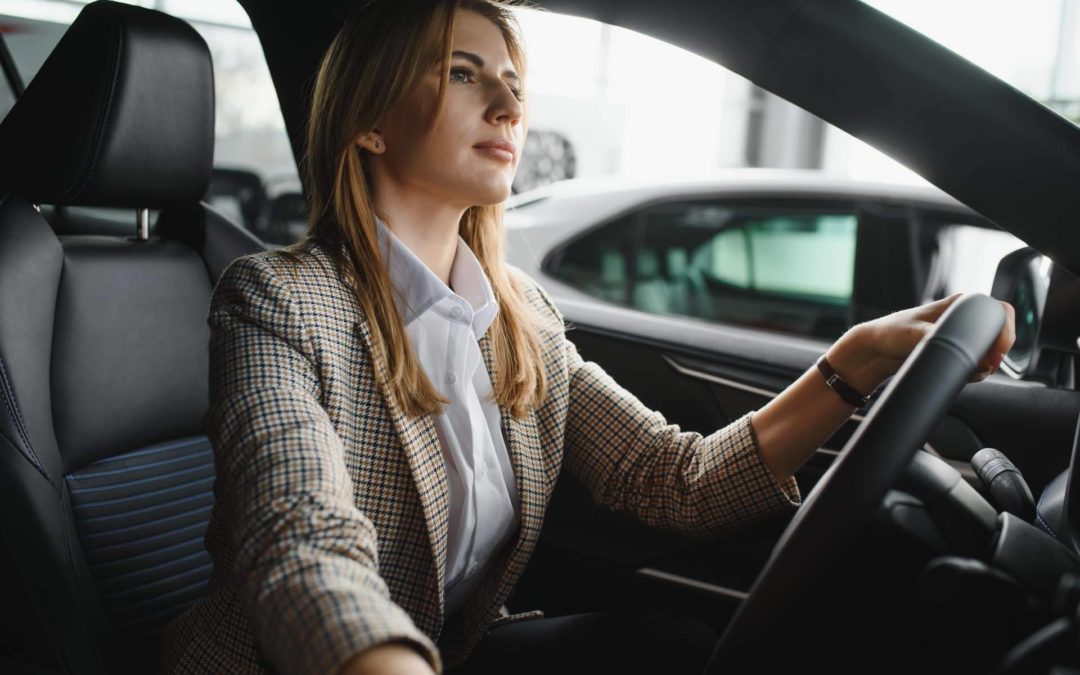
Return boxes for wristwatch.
[815,354,870,408]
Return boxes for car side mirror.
[990,246,1051,378]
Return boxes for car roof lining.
[237,0,1080,280]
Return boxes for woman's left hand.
[860,292,1017,384]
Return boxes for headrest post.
[137,208,149,241]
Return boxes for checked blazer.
[158,239,801,675]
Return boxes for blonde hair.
[283,0,551,420]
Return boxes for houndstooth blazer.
[158,239,801,675]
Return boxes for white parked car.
[503,169,1025,341]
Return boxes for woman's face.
[368,9,526,208]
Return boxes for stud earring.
[375,139,382,149]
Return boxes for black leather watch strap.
[815,354,870,408]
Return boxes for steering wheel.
[705,293,1007,674]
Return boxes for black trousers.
[445,609,717,675]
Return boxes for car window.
[0,73,13,122]
[547,214,636,306]
[2,0,1048,330]
[862,0,1078,124]
[922,220,1028,300]
[547,201,858,339]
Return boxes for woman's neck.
[372,183,467,287]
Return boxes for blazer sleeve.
[529,279,801,540]
[205,255,441,675]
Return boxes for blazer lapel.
[353,317,450,631]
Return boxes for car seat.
[631,247,671,314]
[0,2,263,672]
[663,247,691,315]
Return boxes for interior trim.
[662,353,779,399]
[658,353,991,492]
[635,567,749,601]
[660,352,868,423]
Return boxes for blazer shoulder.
[210,242,353,347]
[216,241,353,307]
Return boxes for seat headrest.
[0,0,214,208]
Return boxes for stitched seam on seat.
[62,18,124,202]
[1036,488,1059,537]
[0,356,48,479]
[1036,511,1058,538]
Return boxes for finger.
[969,366,993,383]
[1004,301,1016,345]
[989,301,1016,365]
[918,292,966,322]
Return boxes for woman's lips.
[474,146,514,163]
[474,138,516,163]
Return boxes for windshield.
[862,0,1080,123]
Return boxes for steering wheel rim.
[706,293,1006,674]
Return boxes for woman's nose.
[489,84,523,126]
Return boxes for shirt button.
[450,306,463,319]
[447,372,457,384]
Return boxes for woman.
[159,1,1016,674]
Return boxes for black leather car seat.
[0,2,263,672]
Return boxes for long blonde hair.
[282,0,550,420]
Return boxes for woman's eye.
[449,67,472,83]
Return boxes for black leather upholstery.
[1036,470,1068,541]
[0,2,263,672]
[52,237,213,471]
[0,0,214,208]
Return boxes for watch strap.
[815,354,870,408]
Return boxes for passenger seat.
[0,2,263,673]
[631,248,671,314]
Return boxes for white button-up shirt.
[375,216,521,618]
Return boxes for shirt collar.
[375,215,499,340]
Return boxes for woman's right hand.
[340,642,437,675]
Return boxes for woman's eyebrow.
[448,49,520,83]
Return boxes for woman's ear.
[355,129,385,154]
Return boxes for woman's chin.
[465,181,514,207]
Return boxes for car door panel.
[513,300,1080,617]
